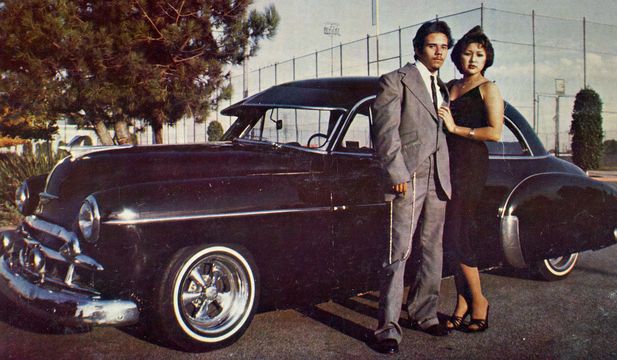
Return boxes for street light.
[323,22,340,76]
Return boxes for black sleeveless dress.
[444,85,489,267]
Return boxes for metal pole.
[555,96,560,156]
[275,62,278,84]
[367,34,370,76]
[480,3,484,28]
[330,35,334,76]
[258,68,261,92]
[293,57,296,81]
[532,10,537,132]
[398,26,402,68]
[340,42,343,76]
[583,17,587,89]
[315,51,319,78]
[376,0,380,75]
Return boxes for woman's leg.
[459,263,489,330]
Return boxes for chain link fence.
[220,5,617,154]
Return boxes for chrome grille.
[7,216,103,296]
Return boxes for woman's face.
[460,42,486,76]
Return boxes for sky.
[236,0,617,151]
[248,0,617,68]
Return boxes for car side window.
[337,102,374,153]
[486,118,530,156]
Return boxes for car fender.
[500,172,617,268]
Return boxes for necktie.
[430,75,439,114]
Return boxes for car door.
[328,99,389,296]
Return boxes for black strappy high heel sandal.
[446,309,470,330]
[467,304,490,333]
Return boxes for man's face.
[416,32,449,73]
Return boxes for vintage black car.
[1,77,616,351]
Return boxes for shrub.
[570,88,603,171]
[207,120,224,142]
[0,150,61,226]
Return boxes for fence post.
[340,42,343,76]
[532,10,537,132]
[583,17,587,89]
[481,3,484,28]
[366,34,370,76]
[398,26,402,68]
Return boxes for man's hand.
[393,182,408,195]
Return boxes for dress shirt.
[415,61,444,109]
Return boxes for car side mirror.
[276,120,283,130]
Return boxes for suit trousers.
[374,154,447,343]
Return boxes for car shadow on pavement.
[298,307,373,344]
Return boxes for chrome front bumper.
[0,221,139,327]
[0,255,139,326]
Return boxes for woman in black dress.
[438,26,503,332]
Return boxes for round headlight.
[15,181,29,214]
[78,196,100,243]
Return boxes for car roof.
[221,77,380,116]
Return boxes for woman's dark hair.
[412,20,453,60]
[451,25,494,75]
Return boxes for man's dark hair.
[450,25,494,75]
[412,20,453,60]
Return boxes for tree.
[207,120,224,141]
[570,88,603,171]
[0,1,279,145]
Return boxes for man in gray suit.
[371,21,453,354]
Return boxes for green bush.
[207,120,224,142]
[570,88,603,171]
[0,150,62,226]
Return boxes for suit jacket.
[372,62,452,199]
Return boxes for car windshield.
[233,107,346,148]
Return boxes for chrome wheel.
[532,252,579,281]
[172,246,256,344]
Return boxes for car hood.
[38,141,322,226]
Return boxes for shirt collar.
[415,60,438,81]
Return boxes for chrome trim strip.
[330,151,374,158]
[0,257,138,326]
[503,115,535,157]
[489,154,551,160]
[39,192,59,201]
[104,206,333,225]
[329,95,376,152]
[500,215,526,268]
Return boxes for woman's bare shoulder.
[479,80,502,99]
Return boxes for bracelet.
[468,128,475,138]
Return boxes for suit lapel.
[399,63,439,121]
[437,77,450,107]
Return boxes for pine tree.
[570,88,603,171]
[0,0,279,145]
